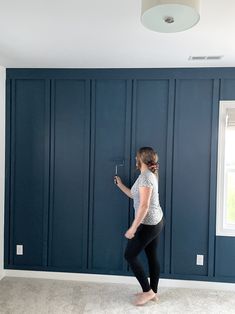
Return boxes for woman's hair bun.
[147,161,159,173]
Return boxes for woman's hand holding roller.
[114,176,133,199]
[114,175,122,187]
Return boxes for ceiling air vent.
[189,55,224,61]
[206,55,223,60]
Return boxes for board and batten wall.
[0,66,6,280]
[3,68,235,284]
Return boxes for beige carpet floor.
[0,276,235,314]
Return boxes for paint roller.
[114,159,125,184]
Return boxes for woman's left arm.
[125,186,153,239]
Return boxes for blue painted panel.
[12,79,49,266]
[131,79,169,273]
[221,79,235,100]
[90,80,131,271]
[49,80,90,268]
[215,237,235,277]
[4,79,11,267]
[207,80,220,278]
[171,79,214,276]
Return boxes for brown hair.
[136,146,159,176]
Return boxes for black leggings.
[124,217,164,293]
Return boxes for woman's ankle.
[143,289,155,294]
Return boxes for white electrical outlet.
[196,254,204,266]
[16,245,23,255]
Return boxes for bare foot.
[134,291,159,301]
[133,289,157,306]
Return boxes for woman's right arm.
[114,176,133,199]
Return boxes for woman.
[114,146,164,306]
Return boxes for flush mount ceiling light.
[141,0,200,33]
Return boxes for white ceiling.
[0,0,234,68]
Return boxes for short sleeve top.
[130,169,163,225]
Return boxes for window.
[216,101,235,236]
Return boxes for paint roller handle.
[114,160,124,185]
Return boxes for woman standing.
[114,147,164,306]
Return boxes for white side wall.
[0,66,6,280]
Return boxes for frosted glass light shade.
[141,0,200,33]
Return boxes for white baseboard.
[2,270,235,291]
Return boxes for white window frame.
[216,100,235,236]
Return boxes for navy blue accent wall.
[89,80,131,273]
[9,79,49,267]
[4,68,235,283]
[48,79,90,269]
[171,79,214,276]
[131,79,170,274]
[221,79,235,100]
